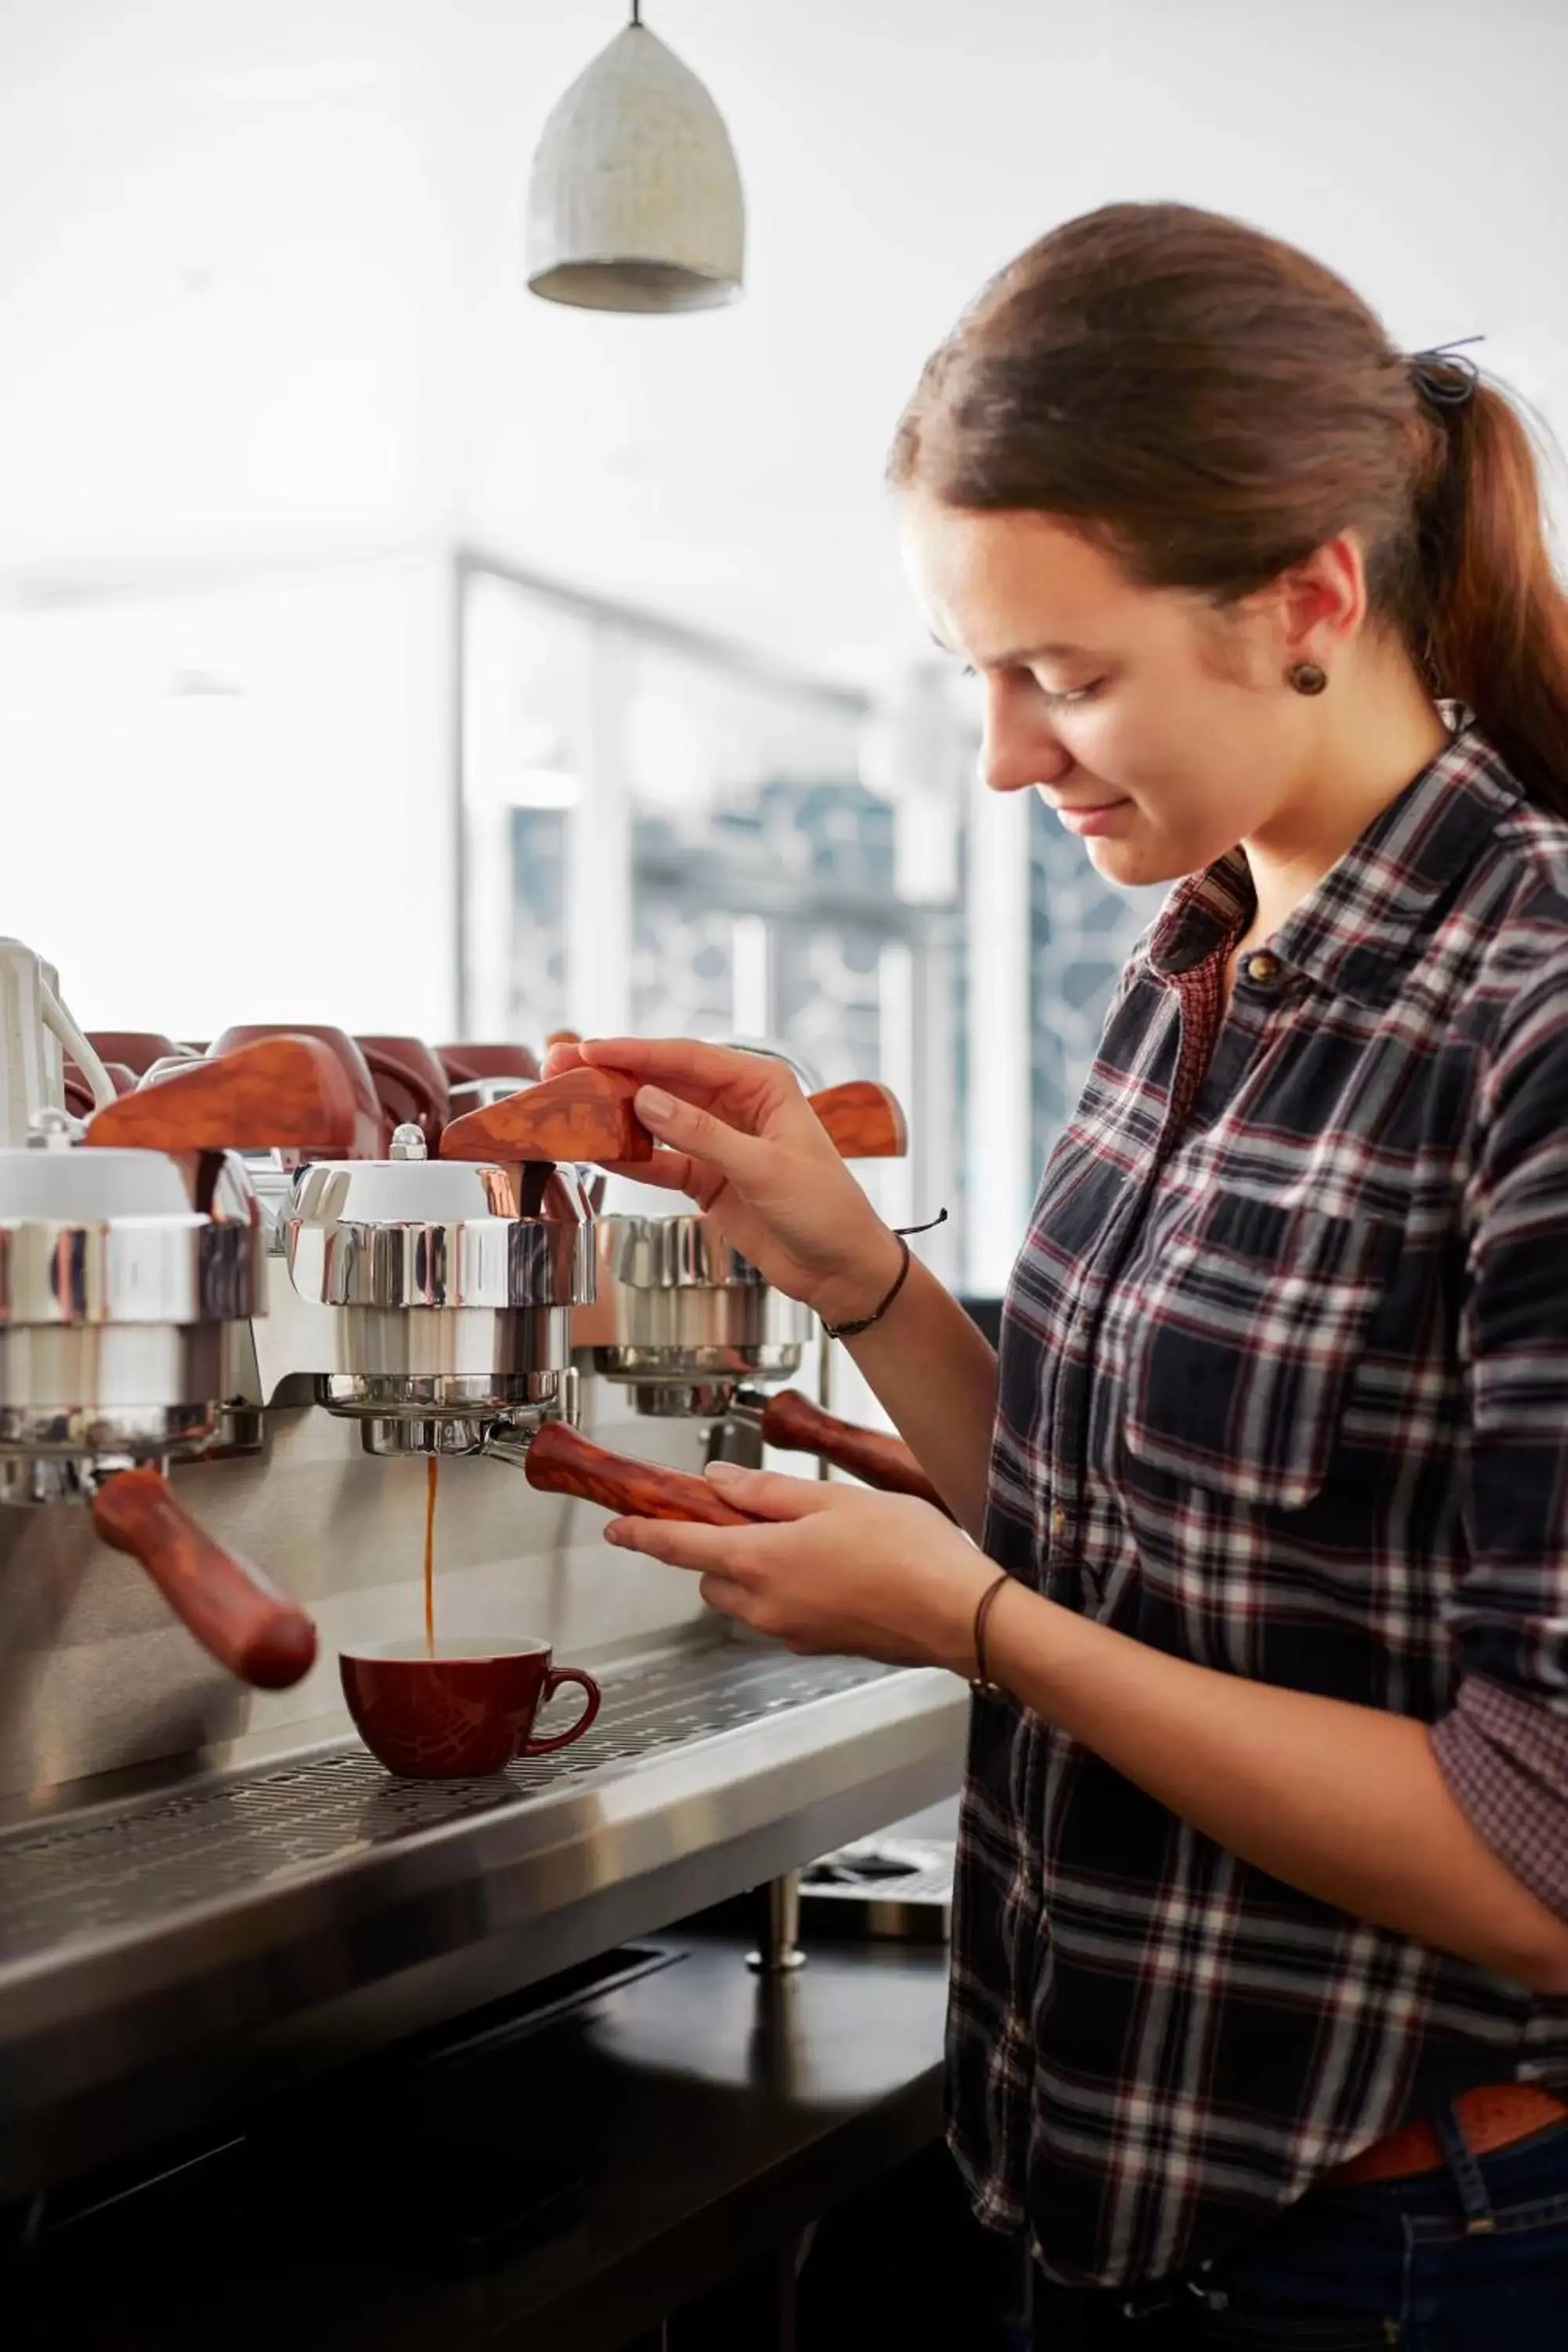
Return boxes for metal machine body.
[0,1001,964,2208]
[588,1189,814,1420]
[581,1044,818,1431]
[0,1120,263,1504]
[244,1129,594,1457]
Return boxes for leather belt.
[1330,2084,1568,2187]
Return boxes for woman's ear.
[1276,532,1367,666]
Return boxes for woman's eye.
[953,662,1105,707]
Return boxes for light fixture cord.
[630,0,641,21]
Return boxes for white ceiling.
[2,0,1565,684]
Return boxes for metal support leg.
[747,1871,806,1973]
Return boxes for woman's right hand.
[540,1037,904,1327]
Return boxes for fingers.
[604,1516,757,1574]
[609,1521,775,1638]
[596,1150,701,1196]
[698,1572,754,1621]
[633,1088,777,1189]
[704,1462,858,1521]
[578,1037,797,1116]
[540,1041,585,1078]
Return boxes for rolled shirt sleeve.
[1433,968,1568,1920]
[1432,1679,1568,1920]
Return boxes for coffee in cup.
[340,1637,601,1779]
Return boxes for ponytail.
[1418,381,1568,818]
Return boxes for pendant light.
[524,2,746,314]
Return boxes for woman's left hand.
[603,1462,997,1671]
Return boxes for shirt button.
[1049,1505,1069,1539]
[1243,950,1283,986]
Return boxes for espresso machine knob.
[355,1037,452,1152]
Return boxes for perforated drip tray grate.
[0,1649,894,1973]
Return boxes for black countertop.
[13,1927,953,2352]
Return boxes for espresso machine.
[0,964,965,2241]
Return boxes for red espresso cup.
[339,1638,601,1779]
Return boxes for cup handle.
[519,1665,601,1757]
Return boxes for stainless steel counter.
[0,1639,967,2200]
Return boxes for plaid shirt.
[948,722,1568,2290]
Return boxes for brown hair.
[891,202,1568,816]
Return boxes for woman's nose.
[980,678,1073,797]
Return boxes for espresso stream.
[423,1455,439,1653]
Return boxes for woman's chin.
[1083,831,1184,892]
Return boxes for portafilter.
[0,1033,362,1686]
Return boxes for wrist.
[976,1578,1065,1707]
[810,1226,908,1335]
[931,1552,1009,1680]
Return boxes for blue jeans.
[1032,2111,1568,2349]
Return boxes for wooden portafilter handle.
[524,1422,758,1527]
[757,1390,950,1515]
[441,1065,907,1168]
[805,1080,907,1160]
[92,1468,319,1690]
[355,1036,452,1149]
[441,1065,653,1166]
[82,1035,361,1154]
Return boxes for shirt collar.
[1145,720,1524,1007]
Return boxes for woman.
[547,204,1568,2344]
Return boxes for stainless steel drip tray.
[0,1650,899,1964]
[0,1643,964,2200]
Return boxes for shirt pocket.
[1121,1190,1399,1512]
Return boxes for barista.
[548,202,1568,2347]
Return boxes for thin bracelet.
[821,1234,910,1341]
[970,1571,1012,1699]
[819,1208,946,1344]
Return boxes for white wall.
[0,558,456,1038]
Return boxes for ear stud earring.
[1286,661,1328,696]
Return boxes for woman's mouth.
[1051,798,1134,839]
